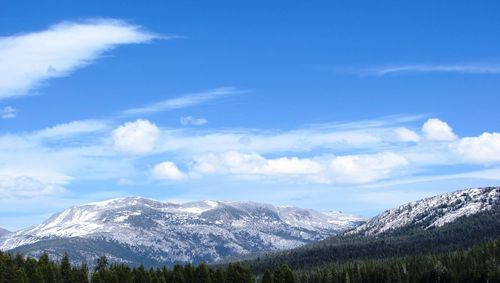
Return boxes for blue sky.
[1,1,499,230]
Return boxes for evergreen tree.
[41,263,57,283]
[280,265,294,283]
[261,269,273,283]
[60,252,72,283]
[227,263,253,283]
[13,269,28,283]
[95,256,108,272]
[71,262,89,283]
[31,266,45,283]
[194,263,210,283]
[212,267,225,283]
[172,264,185,283]
[273,267,282,283]
[182,264,194,283]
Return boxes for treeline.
[1,238,499,283]
[291,237,500,283]
[0,251,253,283]
[242,208,500,273]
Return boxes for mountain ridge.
[2,187,498,268]
[0,197,364,266]
[349,186,499,236]
[236,186,500,273]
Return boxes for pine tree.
[194,263,210,283]
[14,269,28,283]
[133,264,152,283]
[71,264,89,283]
[172,264,185,283]
[280,265,294,283]
[95,256,108,272]
[212,267,225,283]
[31,266,45,283]
[60,253,72,283]
[262,269,273,283]
[182,264,194,283]
[273,267,283,283]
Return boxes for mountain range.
[0,186,498,268]
[0,198,364,266]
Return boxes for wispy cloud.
[358,64,500,76]
[32,119,109,139]
[0,170,70,198]
[121,87,245,116]
[0,19,160,99]
[180,116,208,126]
[0,106,16,119]
[364,167,500,189]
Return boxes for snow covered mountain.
[0,198,364,266]
[350,187,499,236]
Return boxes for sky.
[0,1,499,231]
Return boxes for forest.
[240,207,500,273]
[1,206,499,283]
[0,237,499,283]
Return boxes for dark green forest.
[1,237,499,283]
[240,207,500,273]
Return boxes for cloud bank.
[1,114,500,199]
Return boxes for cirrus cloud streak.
[0,19,159,98]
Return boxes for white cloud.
[361,64,500,76]
[365,167,500,189]
[329,152,408,184]
[193,152,322,176]
[454,132,500,163]
[422,118,457,141]
[33,120,108,139]
[180,116,208,126]
[0,106,16,119]
[152,161,187,180]
[156,127,382,155]
[0,19,158,98]
[122,87,242,116]
[0,170,70,198]
[395,127,420,142]
[191,151,407,184]
[112,119,160,154]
